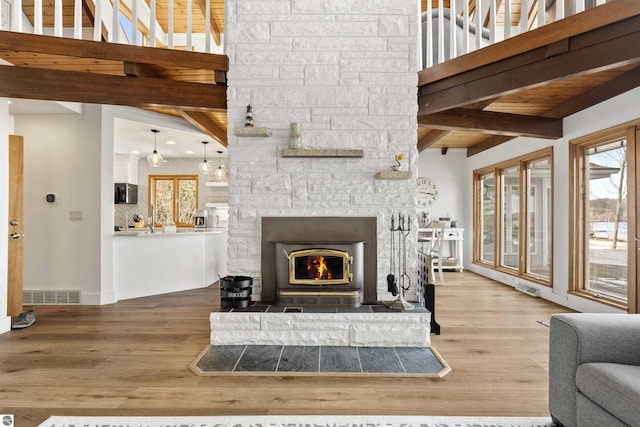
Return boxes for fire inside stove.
[289,249,352,286]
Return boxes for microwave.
[114,183,138,204]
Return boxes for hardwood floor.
[0,271,573,426]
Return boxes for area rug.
[189,345,451,377]
[39,415,556,427]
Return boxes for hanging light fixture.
[199,141,212,175]
[213,150,227,181]
[147,129,163,167]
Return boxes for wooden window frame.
[473,147,553,287]
[148,174,199,228]
[569,119,640,313]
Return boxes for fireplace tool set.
[386,213,414,310]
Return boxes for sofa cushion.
[576,362,640,427]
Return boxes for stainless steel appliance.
[194,209,208,228]
[114,183,138,204]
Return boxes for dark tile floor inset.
[395,347,444,374]
[319,346,361,373]
[234,345,282,372]
[358,347,404,373]
[195,345,445,375]
[277,346,320,372]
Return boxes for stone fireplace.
[226,0,420,304]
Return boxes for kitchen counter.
[114,229,228,300]
[114,227,228,236]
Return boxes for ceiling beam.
[545,65,640,119]
[418,108,563,139]
[180,111,228,147]
[466,136,515,157]
[124,61,228,145]
[0,65,227,111]
[419,16,640,115]
[417,130,449,152]
[195,0,222,46]
[0,32,229,72]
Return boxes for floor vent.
[516,282,540,297]
[23,290,81,305]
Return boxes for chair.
[427,221,446,285]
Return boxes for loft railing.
[422,0,613,68]
[0,0,221,53]
[0,0,615,58]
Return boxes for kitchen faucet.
[147,203,155,233]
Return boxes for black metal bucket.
[220,275,253,309]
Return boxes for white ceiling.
[8,99,227,159]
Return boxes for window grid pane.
[154,180,174,225]
[585,140,627,301]
[526,158,551,279]
[501,167,520,270]
[178,179,197,225]
[480,174,495,263]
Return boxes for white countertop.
[114,227,228,237]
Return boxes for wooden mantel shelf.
[280,148,364,158]
[375,170,412,179]
[234,127,272,137]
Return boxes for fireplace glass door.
[289,249,352,286]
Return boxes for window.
[149,175,198,227]
[473,148,553,286]
[569,123,639,311]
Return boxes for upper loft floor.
[1,0,639,154]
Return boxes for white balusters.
[168,0,174,49]
[556,0,565,21]
[34,0,42,34]
[187,0,193,51]
[575,0,586,14]
[538,0,545,28]
[54,0,62,36]
[205,0,211,53]
[112,0,119,43]
[437,0,444,63]
[504,0,511,39]
[475,0,482,51]
[489,0,496,43]
[463,0,470,55]
[425,0,433,68]
[520,0,528,34]
[74,0,82,39]
[150,0,156,47]
[11,0,22,32]
[450,0,457,61]
[94,0,102,41]
[131,0,138,45]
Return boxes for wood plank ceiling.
[1,0,639,154]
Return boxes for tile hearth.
[210,303,431,348]
[191,344,447,375]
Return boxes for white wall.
[416,148,468,226]
[13,106,103,303]
[457,86,640,314]
[0,99,10,333]
[226,0,420,301]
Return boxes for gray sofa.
[549,313,640,427]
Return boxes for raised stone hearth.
[210,304,431,347]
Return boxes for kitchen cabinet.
[114,154,139,185]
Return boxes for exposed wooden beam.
[0,32,229,72]
[124,61,228,144]
[195,0,222,46]
[417,130,449,152]
[419,15,640,115]
[180,111,228,147]
[0,65,227,111]
[418,108,563,139]
[466,136,515,157]
[545,66,640,119]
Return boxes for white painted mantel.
[225,0,420,303]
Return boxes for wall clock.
[416,177,439,208]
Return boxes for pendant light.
[199,141,212,175]
[213,150,227,181]
[147,129,163,168]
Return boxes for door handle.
[9,233,21,239]
[10,220,19,226]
